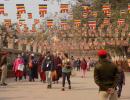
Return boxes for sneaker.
[47,85,52,89]
[0,83,7,86]
[61,87,65,91]
[47,85,50,88]
[68,86,71,89]
[3,83,7,85]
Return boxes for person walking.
[76,58,81,71]
[42,51,54,88]
[21,52,29,80]
[87,57,91,71]
[116,62,125,98]
[53,53,62,84]
[0,52,8,86]
[94,50,119,100]
[80,58,87,78]
[13,54,24,81]
[38,54,46,82]
[61,53,72,91]
[28,54,38,82]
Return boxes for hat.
[98,50,107,57]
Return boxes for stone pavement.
[0,70,130,100]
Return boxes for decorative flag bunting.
[92,11,97,17]
[19,19,26,26]
[120,10,126,15]
[4,19,11,27]
[74,20,81,27]
[117,19,125,25]
[47,19,53,28]
[30,24,36,32]
[106,12,111,17]
[28,13,32,19]
[39,4,47,17]
[17,13,21,19]
[88,21,96,29]
[61,20,67,28]
[103,18,110,25]
[60,4,69,13]
[82,5,91,13]
[0,4,4,14]
[128,4,130,13]
[34,19,40,24]
[16,4,26,14]
[82,11,88,18]
[102,4,111,16]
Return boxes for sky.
[0,0,76,27]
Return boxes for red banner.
[88,21,96,29]
[0,4,4,14]
[82,5,91,13]
[47,19,53,28]
[74,20,81,27]
[102,4,111,16]
[117,19,125,25]
[103,18,110,25]
[16,4,26,14]
[39,4,47,17]
[60,4,69,13]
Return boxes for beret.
[98,50,107,56]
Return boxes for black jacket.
[42,55,54,71]
[94,59,119,91]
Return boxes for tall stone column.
[18,40,23,50]
[0,29,2,48]
[26,43,31,51]
[33,42,37,53]
[38,46,42,53]
[7,36,14,49]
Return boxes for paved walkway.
[0,70,130,100]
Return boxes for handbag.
[18,64,24,71]
[51,70,57,81]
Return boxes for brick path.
[0,70,130,100]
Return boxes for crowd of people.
[0,49,127,99]
[0,51,94,90]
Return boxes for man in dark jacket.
[76,58,81,71]
[42,51,54,88]
[94,50,119,100]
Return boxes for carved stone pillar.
[26,43,31,51]
[18,40,22,50]
[0,29,2,48]
[38,46,42,53]
[7,36,14,49]
[33,42,37,53]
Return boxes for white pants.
[46,71,52,85]
[99,91,118,100]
